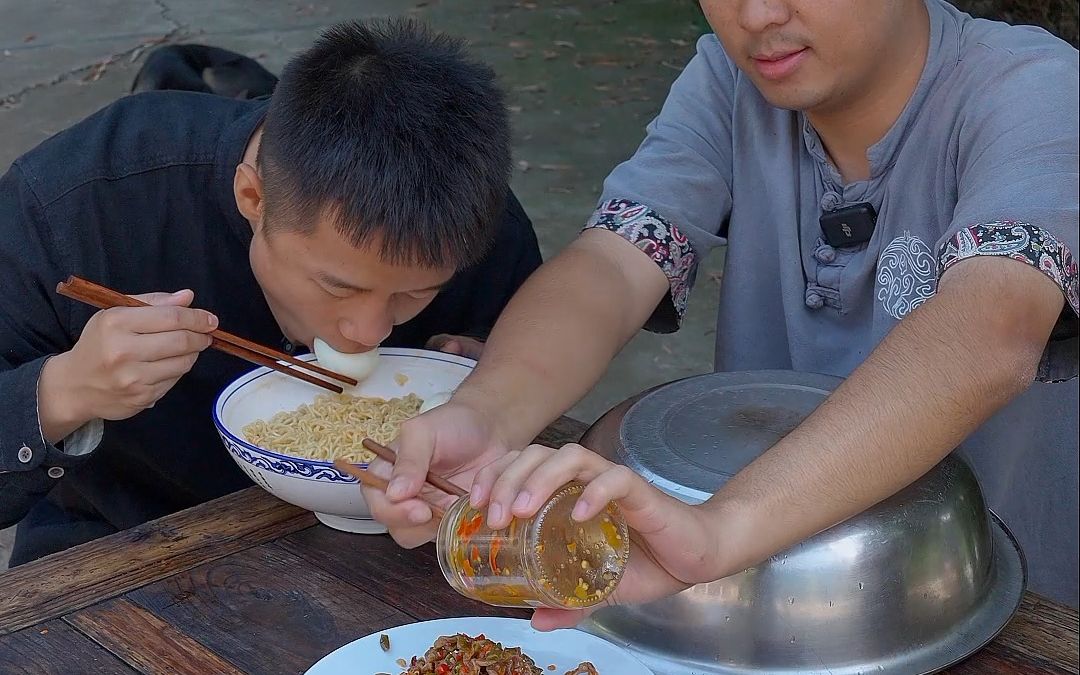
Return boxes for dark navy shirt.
[0,91,541,565]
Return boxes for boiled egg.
[419,390,453,414]
[313,337,380,382]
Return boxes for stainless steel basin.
[578,371,1025,675]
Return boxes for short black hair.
[258,18,510,269]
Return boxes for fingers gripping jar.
[436,482,631,609]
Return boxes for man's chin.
[748,75,828,113]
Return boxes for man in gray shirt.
[369,0,1079,622]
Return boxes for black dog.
[131,44,278,99]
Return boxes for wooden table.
[1,417,1076,674]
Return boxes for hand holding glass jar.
[437,480,630,610]
[462,443,726,631]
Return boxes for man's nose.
[737,0,792,33]
[337,306,393,349]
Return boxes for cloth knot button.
[805,290,825,309]
[820,191,843,212]
[815,244,837,264]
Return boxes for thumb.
[131,289,195,307]
[425,333,451,350]
[531,608,591,631]
[439,340,462,356]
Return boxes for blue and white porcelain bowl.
[213,348,475,534]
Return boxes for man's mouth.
[750,47,809,81]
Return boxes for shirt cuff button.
[47,466,65,479]
[17,446,33,463]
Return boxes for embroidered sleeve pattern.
[938,221,1079,316]
[583,198,698,323]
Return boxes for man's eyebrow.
[317,272,366,291]
[316,272,448,293]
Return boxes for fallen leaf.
[83,58,115,83]
[508,40,528,48]
[539,164,572,171]
[515,83,546,93]
[23,34,36,43]
[670,38,690,47]
[542,50,559,60]
[553,40,576,48]
[624,36,658,47]
[39,628,49,635]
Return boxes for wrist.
[38,352,93,444]
[451,382,535,450]
[698,495,765,581]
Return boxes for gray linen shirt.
[585,0,1079,606]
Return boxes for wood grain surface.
[0,416,1075,675]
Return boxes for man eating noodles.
[0,19,541,565]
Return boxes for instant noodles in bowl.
[214,348,475,533]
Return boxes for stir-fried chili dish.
[395,633,599,675]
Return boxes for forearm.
[704,258,1065,578]
[457,230,668,449]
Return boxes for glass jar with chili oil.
[436,481,631,609]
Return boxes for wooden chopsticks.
[332,438,468,521]
[55,275,358,393]
[362,438,468,498]
[333,458,449,519]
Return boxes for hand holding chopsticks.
[56,275,356,393]
[333,438,468,521]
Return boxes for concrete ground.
[0,0,721,567]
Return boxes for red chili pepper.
[489,538,501,574]
[457,512,484,540]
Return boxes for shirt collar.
[801,0,961,184]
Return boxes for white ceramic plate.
[305,617,652,674]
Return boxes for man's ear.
[234,162,264,229]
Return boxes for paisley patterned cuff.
[939,221,1079,316]
[940,221,1078,383]
[584,199,697,328]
